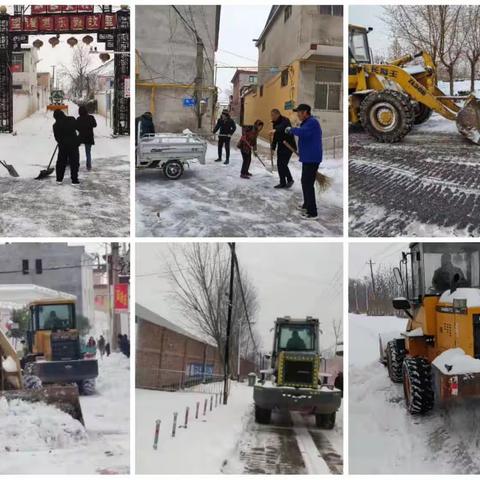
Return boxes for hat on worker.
[293,103,311,113]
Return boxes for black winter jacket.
[213,117,236,136]
[53,116,80,150]
[76,114,97,145]
[271,115,296,155]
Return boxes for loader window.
[36,304,74,331]
[278,325,315,351]
[349,30,370,64]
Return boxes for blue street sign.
[183,97,196,108]
[285,100,294,110]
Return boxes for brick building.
[136,303,222,390]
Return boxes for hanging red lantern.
[67,37,78,48]
[99,53,110,63]
[82,35,94,46]
[49,37,60,48]
[32,39,43,50]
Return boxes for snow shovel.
[282,141,332,191]
[35,145,58,179]
[243,139,273,173]
[0,160,19,177]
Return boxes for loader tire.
[163,159,184,180]
[413,103,433,125]
[254,405,271,424]
[386,340,405,383]
[77,378,96,396]
[316,412,336,429]
[359,90,415,143]
[402,357,434,415]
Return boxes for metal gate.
[0,5,129,135]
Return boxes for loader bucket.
[456,95,480,144]
[0,384,84,425]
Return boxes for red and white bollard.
[210,395,213,411]
[215,393,218,407]
[203,398,208,416]
[195,401,200,419]
[184,406,190,428]
[153,419,161,450]
[172,412,178,437]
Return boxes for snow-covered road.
[136,381,342,474]
[0,104,129,236]
[349,313,480,474]
[0,352,130,474]
[349,112,480,237]
[136,140,343,237]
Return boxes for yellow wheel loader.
[0,293,98,424]
[349,24,480,144]
[381,243,480,414]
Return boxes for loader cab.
[272,317,319,366]
[27,300,78,360]
[349,25,372,65]
[398,243,480,305]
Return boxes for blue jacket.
[289,115,322,164]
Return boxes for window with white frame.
[314,67,341,111]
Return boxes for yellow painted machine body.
[348,24,480,143]
[405,295,480,361]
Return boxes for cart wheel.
[163,160,184,180]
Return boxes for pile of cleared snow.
[0,397,87,452]
[432,348,480,375]
[95,351,130,397]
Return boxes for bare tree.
[383,5,467,94]
[60,44,96,99]
[463,6,480,92]
[167,244,259,372]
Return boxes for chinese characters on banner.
[114,284,129,312]
[9,13,116,32]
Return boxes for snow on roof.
[135,303,215,347]
[89,59,114,77]
[0,284,75,308]
[439,288,480,308]
[432,348,480,375]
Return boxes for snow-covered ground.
[136,136,343,237]
[0,103,129,236]
[136,381,343,474]
[0,352,130,474]
[349,313,480,474]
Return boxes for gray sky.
[349,243,409,281]
[349,5,390,58]
[216,5,271,102]
[136,243,343,352]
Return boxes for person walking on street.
[76,105,97,171]
[53,109,81,185]
[270,109,296,189]
[135,112,155,145]
[97,335,106,359]
[213,110,236,164]
[237,120,264,179]
[286,104,322,219]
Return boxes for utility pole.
[354,281,359,313]
[50,65,56,90]
[194,36,204,129]
[367,259,376,295]
[223,242,235,405]
[110,242,121,350]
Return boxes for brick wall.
[136,318,223,389]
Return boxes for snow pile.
[350,313,480,474]
[1,356,17,372]
[432,348,480,375]
[136,381,253,474]
[439,288,480,307]
[0,397,87,452]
